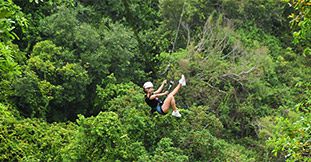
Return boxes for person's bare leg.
[161,95,174,113]
[161,75,185,115]
[161,82,183,112]
[171,97,177,111]
[169,83,181,96]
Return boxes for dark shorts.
[156,104,166,115]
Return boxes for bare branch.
[195,18,214,53]
[238,66,256,76]
[204,81,227,94]
[195,72,227,94]
[181,22,191,46]
[220,66,256,89]
[221,66,256,79]
[171,2,186,52]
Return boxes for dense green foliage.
[0,0,310,161]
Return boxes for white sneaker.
[172,110,181,118]
[178,74,186,86]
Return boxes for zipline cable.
[160,2,186,77]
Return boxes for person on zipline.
[143,74,186,117]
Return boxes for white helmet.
[143,81,153,89]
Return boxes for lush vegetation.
[0,0,310,161]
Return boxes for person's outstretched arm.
[149,91,168,100]
[154,80,167,94]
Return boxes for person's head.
[143,81,154,93]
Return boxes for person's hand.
[162,79,167,85]
[164,91,169,95]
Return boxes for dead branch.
[222,66,256,80]
[181,22,191,46]
[238,66,256,76]
[220,66,256,89]
[195,72,228,94]
[205,81,227,94]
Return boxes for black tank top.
[145,95,161,108]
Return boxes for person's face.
[145,87,154,93]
